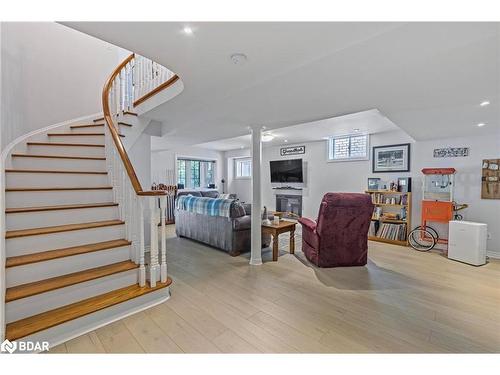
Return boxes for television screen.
[270,159,303,183]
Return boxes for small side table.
[261,220,297,261]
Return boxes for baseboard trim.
[487,251,500,260]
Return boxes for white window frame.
[327,134,370,162]
[234,157,252,179]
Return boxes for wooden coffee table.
[262,220,297,261]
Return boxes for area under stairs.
[3,113,171,345]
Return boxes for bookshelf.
[365,190,412,246]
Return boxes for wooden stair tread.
[47,133,105,136]
[123,111,138,116]
[6,202,118,214]
[27,142,104,147]
[93,117,104,122]
[6,261,138,302]
[6,239,131,267]
[70,124,104,129]
[6,186,113,192]
[5,169,107,174]
[6,220,124,239]
[11,153,105,161]
[117,122,133,127]
[6,279,172,340]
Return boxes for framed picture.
[372,143,411,173]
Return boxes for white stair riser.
[6,189,114,208]
[23,287,170,351]
[12,157,106,171]
[6,245,131,287]
[6,206,119,231]
[6,172,109,188]
[46,135,105,144]
[7,224,125,257]
[69,125,105,133]
[27,144,105,157]
[6,269,138,323]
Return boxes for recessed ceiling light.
[262,134,275,142]
[183,26,193,35]
[284,139,288,143]
[353,128,360,133]
[322,136,330,140]
[477,123,486,127]
[480,101,490,107]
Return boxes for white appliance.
[448,221,487,266]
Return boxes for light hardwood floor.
[52,225,500,353]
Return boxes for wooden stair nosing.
[6,186,113,192]
[5,220,125,239]
[117,122,133,127]
[123,111,138,116]
[6,278,172,341]
[47,133,105,136]
[6,202,118,214]
[6,239,131,268]
[27,142,105,148]
[70,124,104,129]
[93,117,104,122]
[5,261,138,302]
[11,154,106,161]
[5,169,107,175]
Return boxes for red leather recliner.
[298,193,374,267]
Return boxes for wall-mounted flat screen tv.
[270,159,303,183]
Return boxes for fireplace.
[276,194,302,219]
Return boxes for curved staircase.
[2,53,180,348]
[3,114,171,343]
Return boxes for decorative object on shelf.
[372,143,411,173]
[368,177,381,191]
[280,145,305,156]
[433,147,469,158]
[262,206,271,225]
[398,177,412,192]
[482,158,500,199]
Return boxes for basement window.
[235,158,252,178]
[328,134,369,161]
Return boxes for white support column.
[160,196,167,283]
[250,126,263,265]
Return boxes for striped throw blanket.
[175,195,234,218]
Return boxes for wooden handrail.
[102,53,178,196]
[133,75,180,107]
[102,53,143,193]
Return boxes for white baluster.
[160,195,167,283]
[149,197,160,288]
[138,197,146,287]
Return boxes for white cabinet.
[448,221,487,266]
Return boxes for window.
[190,160,201,188]
[235,158,252,178]
[328,134,369,161]
[176,158,216,189]
[177,159,186,187]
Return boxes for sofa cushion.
[232,215,251,231]
[177,190,202,198]
[201,190,219,198]
[230,201,246,218]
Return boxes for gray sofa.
[175,196,271,256]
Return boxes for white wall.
[1,22,125,149]
[128,133,152,190]
[224,148,252,202]
[151,145,224,189]
[225,130,500,253]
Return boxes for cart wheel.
[408,228,436,252]
[414,225,439,240]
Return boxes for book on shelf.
[374,223,407,242]
[369,192,408,205]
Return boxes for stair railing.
[102,53,178,287]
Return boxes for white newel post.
[149,197,160,287]
[160,196,167,283]
[138,198,146,287]
[250,126,263,265]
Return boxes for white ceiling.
[195,109,400,151]
[64,22,500,149]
